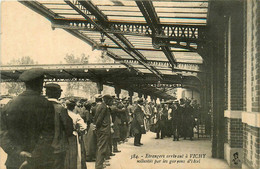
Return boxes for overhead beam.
[54,20,196,66]
[106,51,143,75]
[161,46,177,70]
[1,73,14,80]
[19,0,206,82]
[95,4,208,9]
[99,45,193,52]
[21,1,161,72]
[69,0,162,79]
[60,69,76,78]
[1,64,201,89]
[114,59,203,73]
[0,63,127,71]
[78,0,161,77]
[52,18,203,43]
[113,34,147,61]
[118,58,203,66]
[136,0,177,68]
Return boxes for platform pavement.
[88,132,230,169]
[1,132,230,169]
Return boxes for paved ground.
[0,132,230,169]
[86,132,230,169]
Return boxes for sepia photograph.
[0,0,259,169]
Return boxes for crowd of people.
[148,98,201,141]
[0,68,202,169]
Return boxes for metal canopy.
[20,0,207,77]
[14,0,208,98]
[0,64,200,99]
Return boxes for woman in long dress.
[64,99,87,169]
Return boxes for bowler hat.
[19,68,45,82]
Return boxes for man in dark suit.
[94,94,113,169]
[156,103,168,139]
[110,99,121,153]
[171,101,182,141]
[182,99,195,140]
[45,83,73,169]
[118,100,128,143]
[132,98,145,146]
[0,68,55,169]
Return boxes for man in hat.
[131,98,145,146]
[45,83,73,169]
[91,94,103,119]
[94,94,113,169]
[110,98,123,152]
[0,68,55,169]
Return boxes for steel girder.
[52,19,204,43]
[116,59,203,72]
[19,1,144,75]
[136,1,177,69]
[65,0,163,79]
[19,1,204,78]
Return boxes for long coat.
[182,104,195,137]
[48,98,73,154]
[84,123,97,161]
[110,105,121,139]
[157,107,168,128]
[94,102,111,134]
[131,105,145,135]
[0,89,55,168]
[171,105,182,126]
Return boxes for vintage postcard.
[1,1,258,169]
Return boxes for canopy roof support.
[136,0,177,69]
[65,0,163,79]
[18,0,207,97]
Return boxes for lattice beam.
[52,18,203,42]
[117,59,203,72]
[64,0,158,78]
